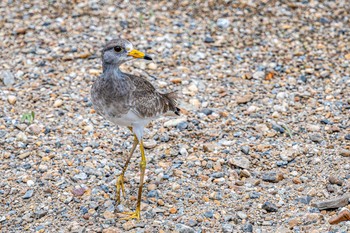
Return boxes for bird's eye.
[114,46,122,52]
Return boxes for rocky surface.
[0,0,350,232]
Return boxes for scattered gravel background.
[1,0,350,232]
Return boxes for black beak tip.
[144,55,153,61]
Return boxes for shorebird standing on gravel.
[91,38,179,220]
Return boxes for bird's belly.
[105,110,153,128]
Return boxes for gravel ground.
[1,0,350,232]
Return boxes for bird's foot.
[120,210,140,220]
[116,174,126,205]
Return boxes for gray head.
[102,38,152,70]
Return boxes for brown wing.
[127,74,179,118]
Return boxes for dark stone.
[147,190,159,198]
[204,210,214,218]
[201,108,213,116]
[210,172,224,178]
[262,201,278,212]
[320,119,332,124]
[299,75,307,83]
[296,196,312,204]
[241,146,250,155]
[176,121,188,131]
[80,206,88,214]
[272,124,285,133]
[250,192,261,199]
[23,190,34,199]
[242,223,253,232]
[345,134,350,140]
[204,36,215,43]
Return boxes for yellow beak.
[128,49,153,60]
[128,49,146,59]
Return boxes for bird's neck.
[102,63,123,78]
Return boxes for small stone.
[229,157,250,169]
[175,224,195,233]
[310,134,322,143]
[1,70,15,86]
[16,132,27,142]
[54,99,63,107]
[74,173,88,180]
[272,124,285,133]
[240,169,251,178]
[103,211,115,219]
[103,227,122,233]
[222,223,235,233]
[340,149,350,157]
[19,152,31,159]
[241,146,250,155]
[23,190,34,199]
[7,95,17,105]
[148,63,157,70]
[144,140,157,149]
[72,187,87,196]
[296,196,312,204]
[147,183,157,191]
[242,223,253,232]
[236,95,253,104]
[204,36,214,43]
[253,71,265,79]
[262,172,283,183]
[189,54,200,62]
[262,201,278,212]
[329,176,343,186]
[27,180,34,187]
[164,118,187,127]
[122,221,136,231]
[237,211,247,219]
[84,124,94,132]
[28,124,42,135]
[204,210,214,218]
[38,164,48,172]
[345,134,350,140]
[217,18,230,28]
[169,207,177,214]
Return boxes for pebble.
[7,95,17,105]
[148,63,157,70]
[144,140,157,149]
[23,190,34,199]
[229,157,250,169]
[242,223,253,232]
[216,18,230,28]
[72,187,87,196]
[122,221,136,231]
[345,134,350,140]
[175,224,195,233]
[164,118,187,127]
[236,95,253,104]
[54,99,63,107]
[262,172,284,183]
[241,146,250,155]
[328,176,343,186]
[74,173,88,180]
[222,223,235,233]
[1,70,15,86]
[262,201,278,212]
[28,124,42,135]
[340,149,350,157]
[19,152,31,159]
[252,71,265,79]
[310,134,323,143]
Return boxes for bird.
[90,38,179,220]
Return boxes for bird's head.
[101,39,152,67]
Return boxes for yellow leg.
[121,139,146,220]
[116,128,138,205]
